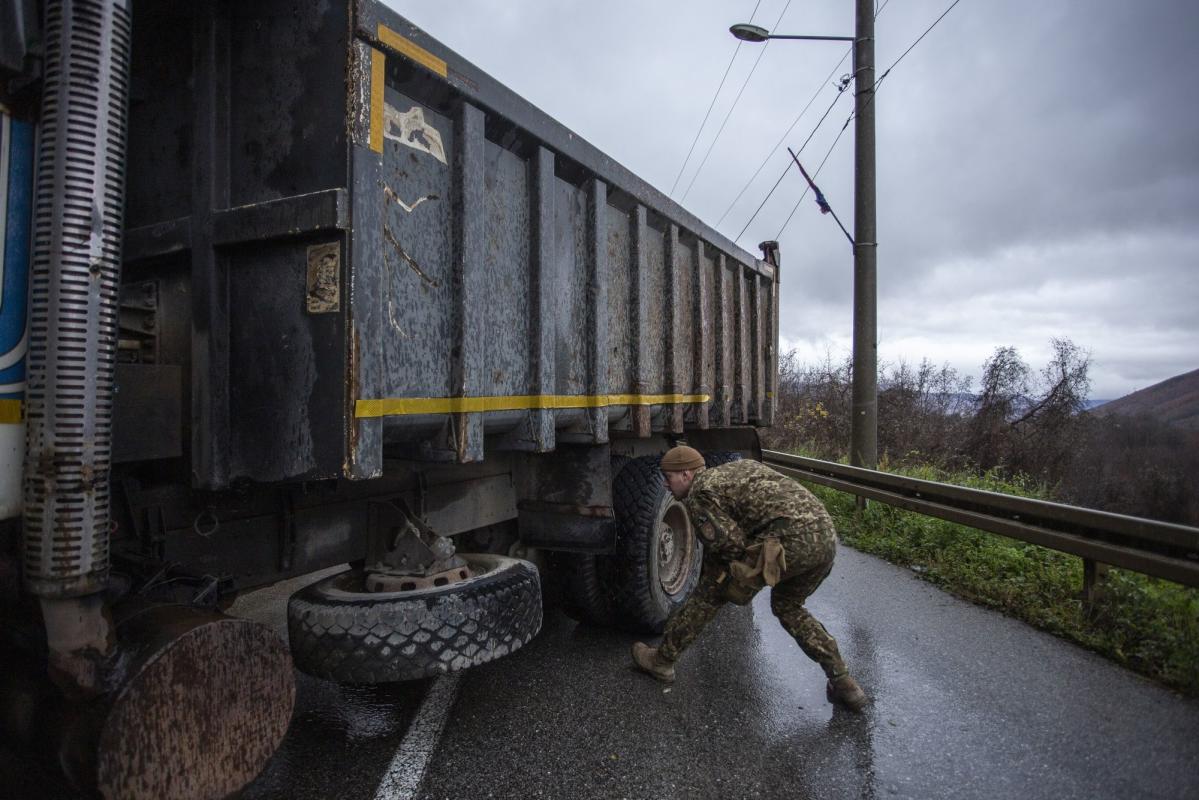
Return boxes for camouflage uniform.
[658,459,849,680]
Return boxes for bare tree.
[966,346,1031,469]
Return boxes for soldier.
[631,445,868,712]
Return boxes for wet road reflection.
[240,674,428,800]
[6,546,1196,799]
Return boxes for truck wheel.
[704,450,744,467]
[542,453,628,627]
[545,550,615,627]
[287,554,541,683]
[604,455,702,633]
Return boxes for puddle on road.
[239,670,430,799]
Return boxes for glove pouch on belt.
[722,537,787,605]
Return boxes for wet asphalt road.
[233,545,1199,800]
[6,546,1197,799]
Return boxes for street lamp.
[730,1,878,476]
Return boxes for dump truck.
[0,1,780,796]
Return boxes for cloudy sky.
[386,0,1198,400]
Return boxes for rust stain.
[454,412,468,461]
[95,611,294,799]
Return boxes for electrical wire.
[719,0,896,231]
[714,48,851,227]
[678,0,795,202]
[881,0,962,82]
[734,87,847,241]
[774,122,850,240]
[772,0,967,242]
[669,0,764,197]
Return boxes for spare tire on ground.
[287,553,542,683]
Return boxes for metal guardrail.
[762,450,1199,589]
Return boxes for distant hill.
[1092,368,1199,430]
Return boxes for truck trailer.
[0,1,780,796]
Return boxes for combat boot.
[826,674,867,712]
[631,642,675,683]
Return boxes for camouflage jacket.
[684,459,831,561]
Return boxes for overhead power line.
[719,0,895,232]
[669,0,764,197]
[678,0,795,202]
[774,122,850,240]
[772,0,967,243]
[880,0,962,82]
[787,147,854,246]
[730,79,849,242]
[714,48,851,227]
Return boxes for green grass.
[802,463,1199,695]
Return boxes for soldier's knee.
[769,588,803,620]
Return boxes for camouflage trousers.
[658,517,848,679]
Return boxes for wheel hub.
[656,501,695,598]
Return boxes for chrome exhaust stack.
[21,0,132,694]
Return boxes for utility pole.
[730,4,878,481]
[851,0,878,478]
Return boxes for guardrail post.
[1081,558,1109,614]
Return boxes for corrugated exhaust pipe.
[22,0,132,693]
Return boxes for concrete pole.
[851,0,878,476]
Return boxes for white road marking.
[373,673,462,800]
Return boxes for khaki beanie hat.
[661,445,704,472]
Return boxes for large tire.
[704,450,744,468]
[544,550,615,627]
[602,455,702,633]
[287,554,542,683]
[542,454,628,627]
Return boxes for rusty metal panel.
[642,223,667,397]
[527,146,555,451]
[733,264,750,424]
[674,233,695,398]
[714,255,733,427]
[227,238,346,482]
[584,179,609,443]
[750,273,765,423]
[605,205,632,397]
[482,141,532,398]
[114,1,781,487]
[553,176,589,397]
[380,89,454,403]
[227,0,347,208]
[448,100,486,462]
[630,206,652,437]
[693,241,712,430]
[347,41,385,480]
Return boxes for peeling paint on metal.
[383,185,437,214]
[383,103,447,165]
[306,242,341,313]
[383,224,439,289]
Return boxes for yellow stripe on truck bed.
[377,24,448,78]
[355,393,710,418]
